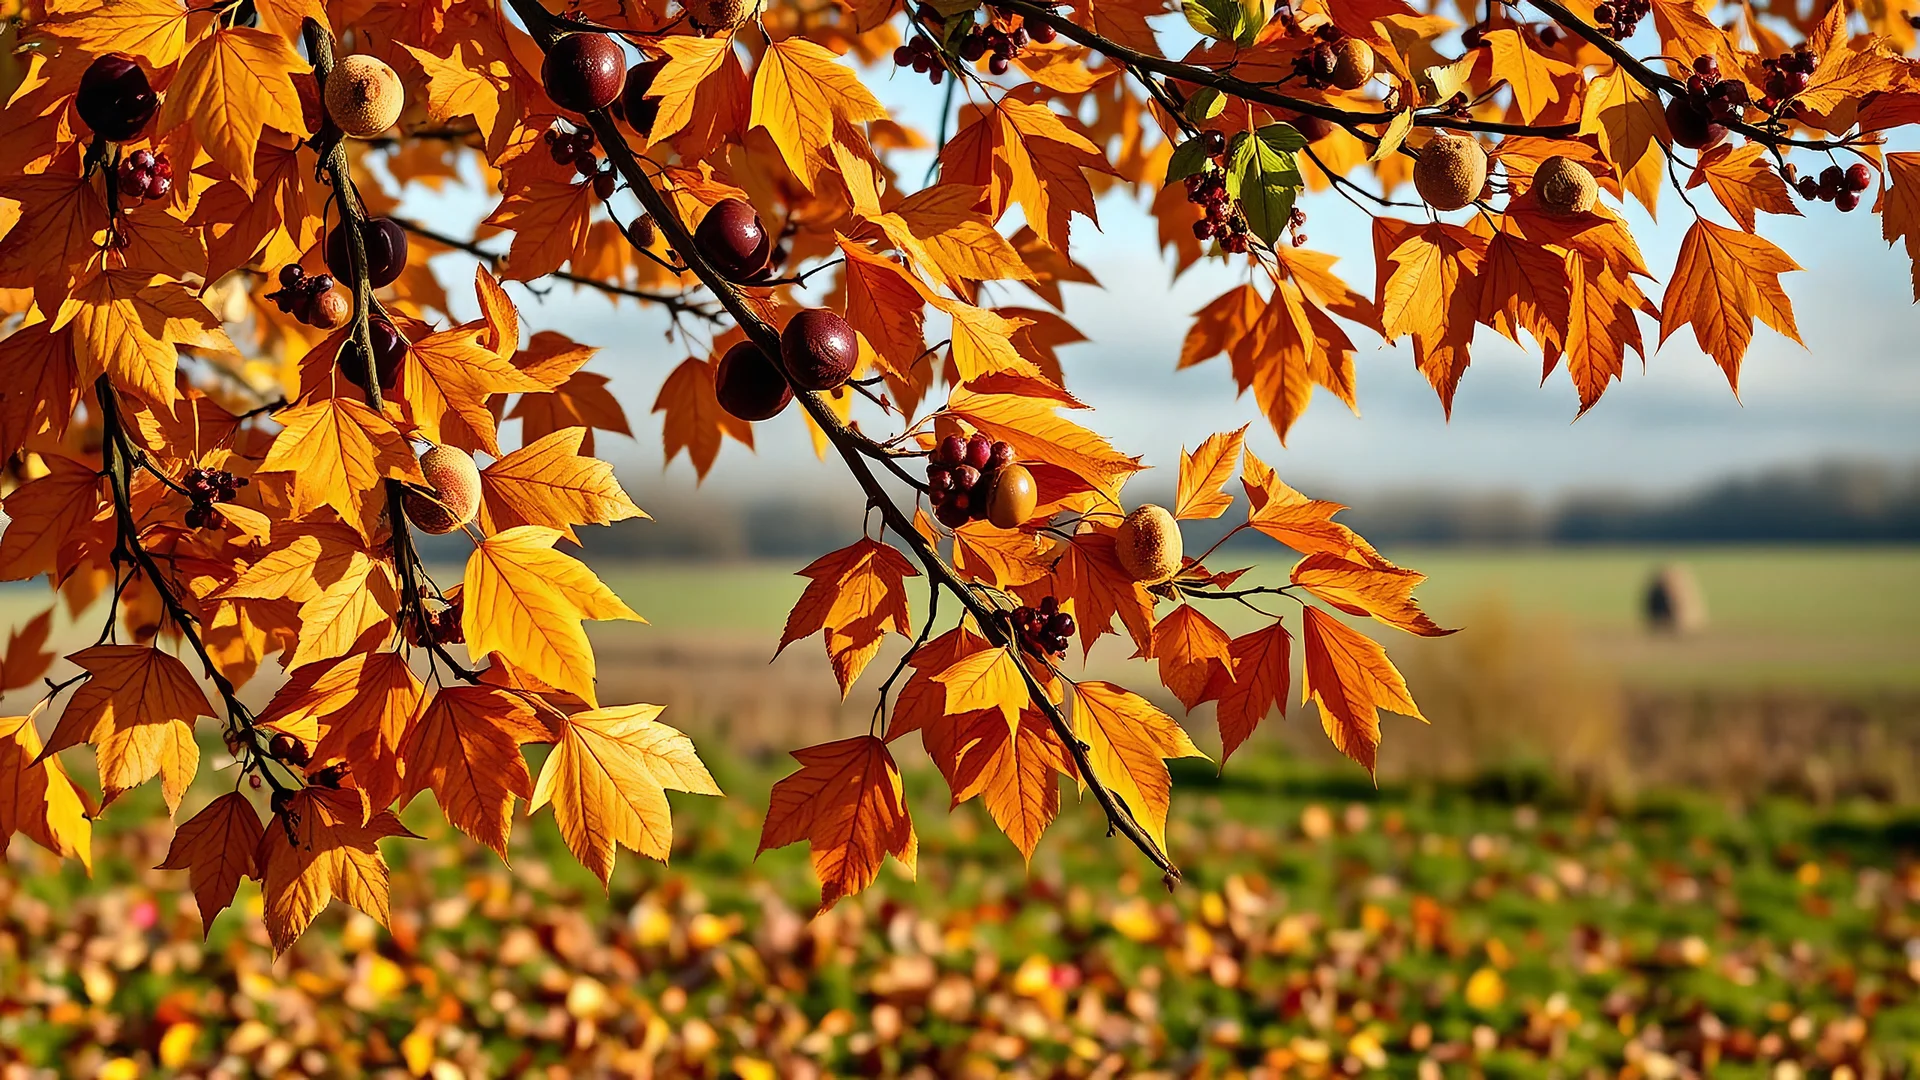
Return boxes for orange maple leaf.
[257,786,415,954]
[757,734,917,912]
[397,685,555,858]
[1070,681,1207,852]
[776,538,920,696]
[1658,218,1802,392]
[1300,606,1425,776]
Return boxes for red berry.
[780,309,859,391]
[593,170,617,199]
[543,33,626,113]
[1845,163,1872,191]
[987,440,1015,471]
[693,198,772,281]
[77,55,157,142]
[937,434,968,465]
[1835,190,1859,212]
[988,54,1009,75]
[713,340,792,421]
[964,433,993,470]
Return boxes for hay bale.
[1644,563,1709,634]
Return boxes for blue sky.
[400,64,1920,504]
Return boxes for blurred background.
[7,41,1920,1080]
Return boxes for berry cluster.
[1011,596,1075,658]
[1592,0,1649,39]
[1683,54,1748,119]
[116,149,172,202]
[266,264,350,329]
[1759,45,1818,109]
[545,124,616,199]
[1291,26,1358,90]
[958,23,1032,76]
[1795,162,1872,212]
[182,466,247,530]
[1288,206,1308,248]
[1183,150,1252,255]
[406,601,466,647]
[927,432,1015,529]
[892,37,950,84]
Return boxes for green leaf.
[1184,87,1226,123]
[1165,139,1213,185]
[1182,0,1242,41]
[1225,128,1303,247]
[1236,0,1273,46]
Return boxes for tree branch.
[393,217,724,321]
[505,0,1181,883]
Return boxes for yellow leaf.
[43,645,213,814]
[286,555,396,671]
[0,713,94,871]
[651,357,754,482]
[257,397,424,541]
[1175,426,1248,521]
[479,426,645,538]
[400,324,545,456]
[931,296,1036,383]
[933,646,1032,733]
[1289,551,1454,637]
[56,271,232,407]
[750,38,886,191]
[462,526,642,705]
[1580,70,1665,215]
[157,27,310,194]
[257,786,414,953]
[530,704,721,884]
[1070,681,1207,852]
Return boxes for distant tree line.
[409,459,1920,562]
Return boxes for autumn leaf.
[932,645,1033,733]
[1579,69,1665,214]
[42,645,213,814]
[1174,426,1247,520]
[645,34,751,160]
[258,397,425,541]
[948,706,1070,863]
[397,685,555,858]
[1240,448,1378,561]
[257,786,414,954]
[1659,219,1802,391]
[1883,152,1920,301]
[775,538,920,696]
[479,426,645,538]
[943,385,1145,501]
[157,792,264,936]
[0,609,55,693]
[0,454,105,582]
[758,735,916,911]
[463,526,643,705]
[0,319,78,463]
[400,323,545,456]
[281,651,424,811]
[1071,682,1207,852]
[157,27,310,193]
[55,271,233,406]
[0,714,94,871]
[510,369,632,454]
[1202,622,1293,764]
[1290,551,1455,637]
[1151,604,1234,711]
[940,97,1114,250]
[530,704,722,885]
[1687,144,1801,233]
[1300,606,1424,775]
[751,38,886,191]
[653,357,754,481]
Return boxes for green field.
[585,545,1920,690]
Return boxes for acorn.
[324,54,404,139]
[986,463,1037,529]
[1413,133,1488,212]
[1114,504,1183,584]
[403,445,482,535]
[780,309,859,391]
[686,0,761,32]
[1534,155,1598,217]
[1328,39,1375,91]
